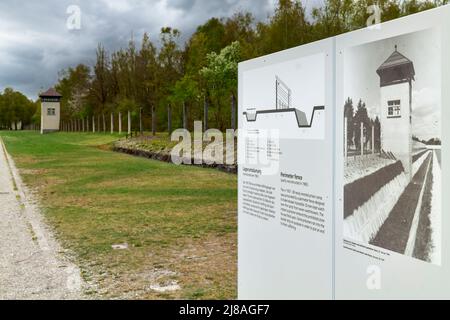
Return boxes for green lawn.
[0,131,237,299]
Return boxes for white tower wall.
[380,81,412,180]
[41,100,60,134]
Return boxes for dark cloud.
[0,0,322,100]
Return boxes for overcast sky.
[0,0,323,100]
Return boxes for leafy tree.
[90,44,111,120]
[201,41,240,130]
[344,97,354,148]
[374,116,381,151]
[353,99,370,151]
[55,64,91,121]
[169,75,200,129]
[30,0,446,134]
[257,0,312,54]
[0,88,37,130]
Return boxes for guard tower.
[39,88,62,134]
[376,46,415,181]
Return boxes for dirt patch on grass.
[19,168,48,175]
[80,232,237,299]
[96,143,114,152]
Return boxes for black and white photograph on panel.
[342,28,442,265]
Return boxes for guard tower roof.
[39,88,62,98]
[376,46,415,87]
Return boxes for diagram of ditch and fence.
[242,52,326,141]
[343,28,442,265]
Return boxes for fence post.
[231,93,236,131]
[152,105,156,136]
[344,117,348,166]
[204,95,208,131]
[140,107,143,134]
[372,125,375,154]
[167,104,172,135]
[111,112,114,134]
[128,110,131,135]
[183,101,187,130]
[119,112,122,134]
[360,122,364,156]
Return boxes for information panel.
[335,6,450,299]
[238,39,335,299]
[238,6,450,299]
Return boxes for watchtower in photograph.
[39,88,62,134]
[376,45,415,181]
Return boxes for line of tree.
[1,0,447,132]
[0,88,38,130]
[413,135,442,145]
[344,97,381,152]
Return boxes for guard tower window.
[387,100,401,118]
[47,107,56,116]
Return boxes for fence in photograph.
[275,76,291,110]
[344,118,380,168]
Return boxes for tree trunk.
[119,112,122,134]
[92,116,96,133]
[204,95,209,131]
[102,113,106,133]
[167,104,172,135]
[111,112,114,134]
[97,115,100,133]
[183,101,187,130]
[231,93,236,131]
[152,105,156,136]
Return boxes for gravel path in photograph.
[0,138,85,299]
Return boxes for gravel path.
[0,137,85,299]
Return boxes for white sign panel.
[238,39,335,299]
[238,5,450,299]
[335,6,450,299]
